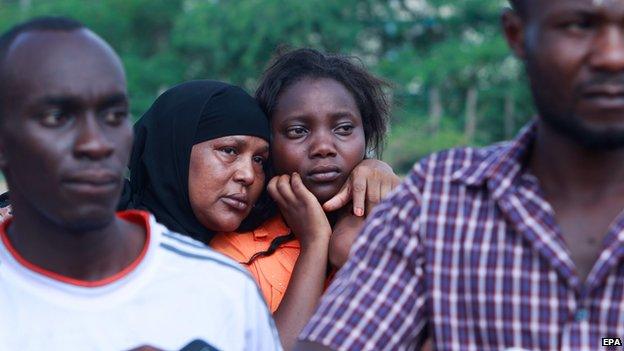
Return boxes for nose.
[309,131,337,159]
[590,26,624,72]
[233,158,256,186]
[73,113,114,160]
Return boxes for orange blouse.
[211,215,299,313]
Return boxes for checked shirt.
[299,123,624,351]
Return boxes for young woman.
[211,48,399,350]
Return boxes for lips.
[221,193,249,211]
[307,164,342,182]
[61,170,119,195]
[582,85,624,110]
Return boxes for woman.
[121,80,272,242]
[211,48,399,350]
[122,78,393,245]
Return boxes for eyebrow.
[34,95,81,108]
[97,93,129,108]
[545,2,607,17]
[32,93,128,109]
[280,111,359,124]
[224,136,270,152]
[329,111,358,120]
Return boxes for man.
[0,17,281,351]
[296,0,624,350]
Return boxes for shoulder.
[153,224,273,303]
[150,222,279,346]
[375,144,504,218]
[157,225,252,279]
[116,210,249,281]
[401,144,503,189]
[413,145,497,178]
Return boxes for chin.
[544,112,624,151]
[310,187,338,205]
[214,223,240,233]
[212,218,244,233]
[58,210,116,233]
[302,180,340,204]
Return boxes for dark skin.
[504,0,624,282]
[0,29,144,282]
[270,77,399,350]
[297,0,624,350]
[271,77,400,268]
[270,77,365,351]
[272,77,367,204]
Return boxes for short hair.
[0,16,85,117]
[0,16,84,70]
[255,48,390,157]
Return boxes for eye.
[560,17,594,33]
[335,124,355,135]
[252,155,266,165]
[39,109,70,128]
[102,109,128,126]
[219,146,238,155]
[285,126,308,138]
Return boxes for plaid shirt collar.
[451,121,537,199]
[453,120,624,294]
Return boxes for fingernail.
[355,208,364,217]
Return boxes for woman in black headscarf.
[121,80,272,245]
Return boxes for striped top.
[299,122,624,351]
[0,210,282,351]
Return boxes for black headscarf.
[120,80,270,244]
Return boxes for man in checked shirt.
[296,0,624,350]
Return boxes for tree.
[0,0,535,173]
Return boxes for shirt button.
[574,308,588,322]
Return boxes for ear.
[501,8,527,60]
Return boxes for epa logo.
[603,338,623,347]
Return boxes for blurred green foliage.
[0,0,534,173]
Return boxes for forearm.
[329,214,364,268]
[274,240,329,351]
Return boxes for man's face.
[509,0,624,149]
[0,29,132,231]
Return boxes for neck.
[530,121,624,199]
[5,200,145,283]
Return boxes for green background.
[0,0,535,173]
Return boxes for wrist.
[299,235,331,252]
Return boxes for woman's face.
[271,77,366,203]
[188,135,269,232]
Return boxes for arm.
[323,159,401,216]
[296,169,429,350]
[267,173,332,351]
[328,211,364,269]
[325,159,401,268]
